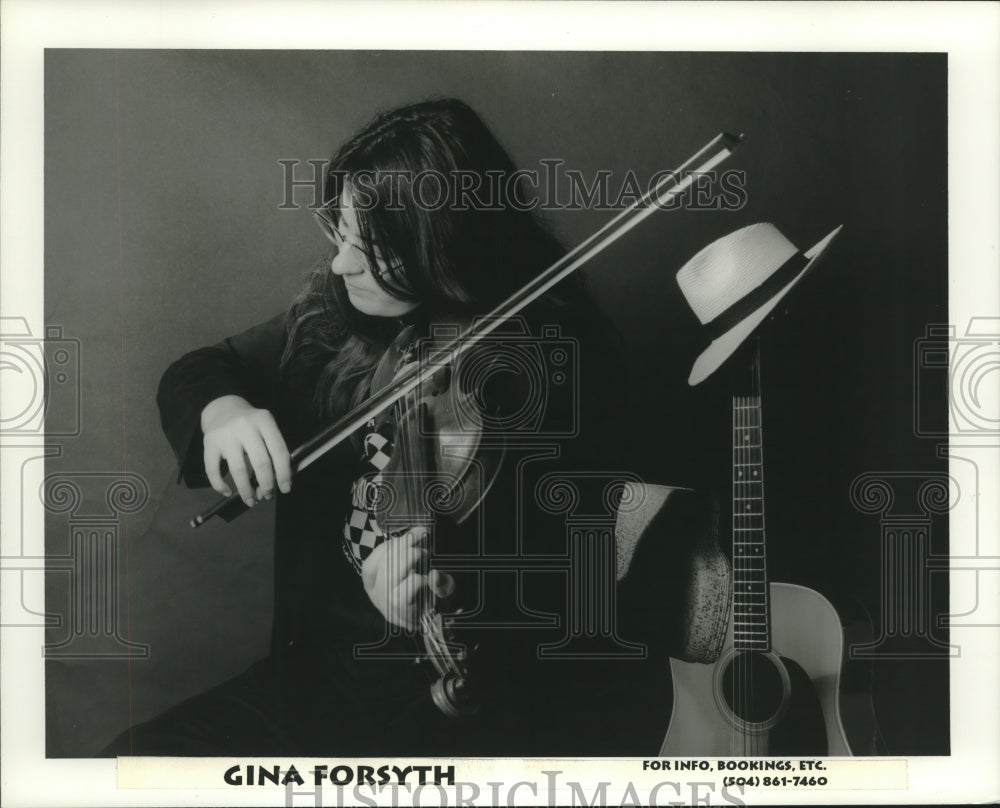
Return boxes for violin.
[189,132,743,715]
[367,319,506,717]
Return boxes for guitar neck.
[733,393,771,651]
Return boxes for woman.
[108,98,653,757]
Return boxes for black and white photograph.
[1,2,998,806]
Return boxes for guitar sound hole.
[721,652,785,724]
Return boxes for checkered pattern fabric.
[342,419,396,573]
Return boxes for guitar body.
[661,582,851,756]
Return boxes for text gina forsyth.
[224,763,455,787]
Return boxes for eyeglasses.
[312,205,404,277]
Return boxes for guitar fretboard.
[733,395,770,651]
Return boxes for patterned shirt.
[342,418,395,574]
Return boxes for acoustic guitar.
[660,350,851,756]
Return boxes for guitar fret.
[733,517,764,528]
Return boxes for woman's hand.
[361,528,455,631]
[200,394,292,506]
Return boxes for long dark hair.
[282,98,594,419]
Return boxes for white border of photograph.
[1,1,997,805]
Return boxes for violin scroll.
[422,607,479,718]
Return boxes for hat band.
[703,251,809,341]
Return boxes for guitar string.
[748,337,770,756]
[736,390,743,755]
[733,343,765,755]
[740,387,750,756]
[739,390,746,755]
[748,355,754,755]
[736,390,744,755]
[733,388,747,757]
[732,390,737,756]
[751,383,756,755]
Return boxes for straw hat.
[676,222,843,385]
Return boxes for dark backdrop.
[44,50,948,756]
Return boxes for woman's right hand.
[200,395,292,506]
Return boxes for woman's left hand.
[361,527,455,631]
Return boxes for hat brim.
[687,225,843,386]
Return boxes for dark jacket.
[156,308,664,755]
